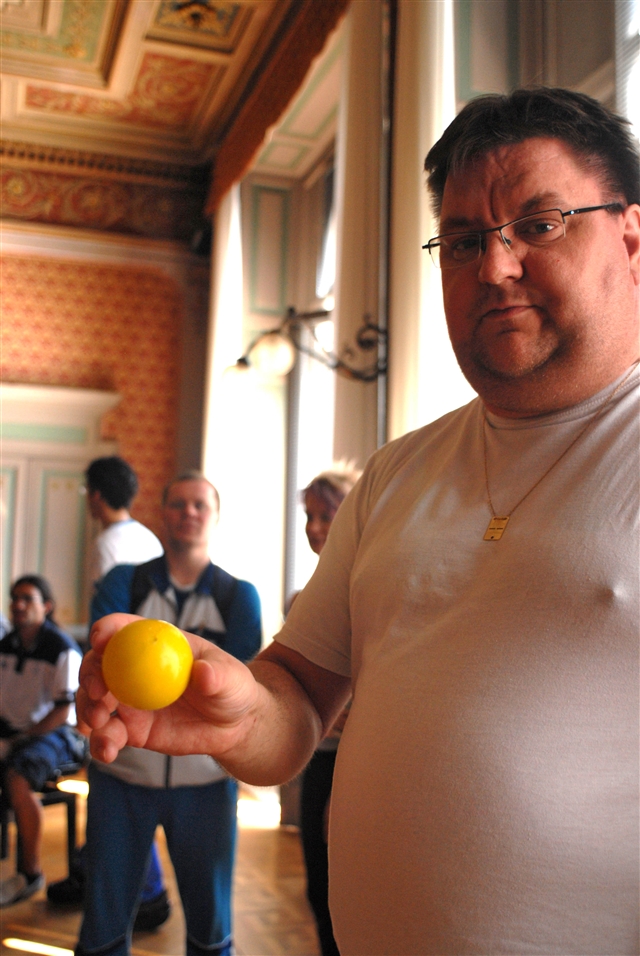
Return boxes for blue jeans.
[77,764,237,956]
[1,725,86,791]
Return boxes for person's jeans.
[77,764,236,956]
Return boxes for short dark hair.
[162,471,220,510]
[86,457,138,510]
[425,87,640,216]
[11,574,56,621]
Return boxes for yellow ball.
[102,619,194,710]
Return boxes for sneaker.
[0,872,45,907]
[133,889,171,932]
[46,870,84,906]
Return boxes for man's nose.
[477,230,524,284]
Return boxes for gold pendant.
[484,516,509,540]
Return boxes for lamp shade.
[249,331,297,377]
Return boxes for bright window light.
[237,792,281,829]
[3,940,73,956]
[56,779,89,797]
[627,56,640,139]
[314,318,335,352]
[617,0,640,140]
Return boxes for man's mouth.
[179,522,200,533]
[481,303,533,320]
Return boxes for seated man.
[0,575,85,907]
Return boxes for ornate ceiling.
[0,0,343,239]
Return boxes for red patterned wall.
[1,255,183,537]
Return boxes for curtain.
[206,0,349,214]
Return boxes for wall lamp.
[232,307,388,382]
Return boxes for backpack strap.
[129,557,166,615]
[209,564,239,629]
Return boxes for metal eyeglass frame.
[423,202,624,268]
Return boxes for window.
[616,0,640,140]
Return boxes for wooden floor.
[0,783,320,956]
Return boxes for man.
[85,456,163,587]
[0,576,85,907]
[77,472,262,956]
[79,89,640,955]
[48,455,166,929]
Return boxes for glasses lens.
[435,234,481,268]
[509,210,565,246]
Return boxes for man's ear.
[622,204,640,286]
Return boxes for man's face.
[87,487,102,519]
[162,479,219,551]
[439,137,640,416]
[10,583,51,634]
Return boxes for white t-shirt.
[279,368,640,956]
[90,519,163,584]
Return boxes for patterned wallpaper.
[1,255,183,537]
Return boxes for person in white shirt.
[78,88,640,955]
[85,457,163,586]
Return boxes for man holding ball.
[76,472,262,956]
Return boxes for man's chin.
[462,339,562,384]
[456,348,564,409]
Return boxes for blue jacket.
[91,556,262,787]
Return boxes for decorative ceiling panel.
[0,0,345,236]
[24,52,223,130]
[0,0,126,87]
[148,0,253,52]
[0,0,55,34]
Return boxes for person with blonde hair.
[301,463,362,557]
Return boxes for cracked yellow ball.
[102,619,193,710]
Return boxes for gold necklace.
[482,362,639,540]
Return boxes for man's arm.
[78,613,351,786]
[7,703,72,752]
[28,702,72,737]
[90,564,136,625]
[223,579,262,663]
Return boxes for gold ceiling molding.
[206,0,349,212]
[0,140,208,188]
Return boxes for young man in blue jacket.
[77,473,262,956]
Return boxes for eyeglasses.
[423,203,624,269]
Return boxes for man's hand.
[78,613,261,765]
[78,614,351,786]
